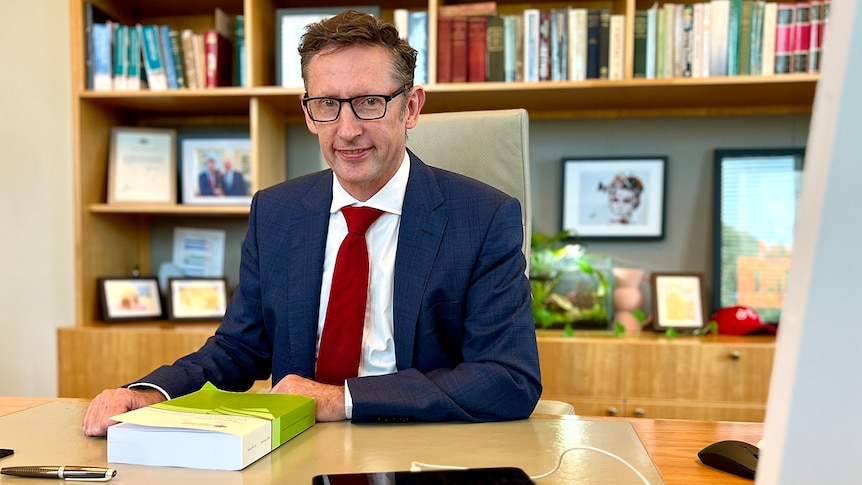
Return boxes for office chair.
[407,108,531,257]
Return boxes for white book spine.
[568,8,588,81]
[609,14,625,80]
[523,9,540,82]
[702,3,712,76]
[692,3,705,77]
[662,3,676,78]
[710,0,730,76]
[646,5,657,78]
[762,2,778,75]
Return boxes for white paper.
[172,227,225,277]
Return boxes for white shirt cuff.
[344,380,353,420]
[127,382,171,401]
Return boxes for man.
[83,10,541,436]
[222,159,248,196]
[198,158,223,196]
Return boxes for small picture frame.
[561,157,667,240]
[651,272,706,331]
[276,6,380,87]
[108,127,177,205]
[178,133,253,205]
[167,277,229,322]
[98,277,164,322]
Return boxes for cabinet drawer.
[538,395,625,418]
[626,340,775,403]
[537,338,625,398]
[624,401,767,422]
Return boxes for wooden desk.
[0,398,761,484]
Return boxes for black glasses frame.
[302,85,410,122]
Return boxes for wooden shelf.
[88,203,250,216]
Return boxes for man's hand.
[270,374,347,422]
[82,388,166,437]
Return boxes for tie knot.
[342,206,384,234]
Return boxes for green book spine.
[127,26,141,89]
[234,15,246,87]
[486,15,505,82]
[168,29,187,89]
[727,0,742,75]
[112,24,127,90]
[633,10,648,78]
[738,0,754,75]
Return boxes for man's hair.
[298,10,417,89]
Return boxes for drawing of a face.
[606,175,644,224]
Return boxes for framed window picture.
[561,157,667,240]
[713,148,805,324]
[167,277,229,322]
[107,127,176,205]
[98,277,163,322]
[178,133,253,205]
[276,6,380,87]
[651,272,706,331]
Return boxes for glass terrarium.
[530,231,613,335]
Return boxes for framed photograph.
[276,6,380,87]
[651,272,706,331]
[98,277,163,322]
[179,133,253,205]
[108,127,176,205]
[561,157,667,240]
[714,148,805,324]
[167,277,229,322]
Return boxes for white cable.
[410,445,651,484]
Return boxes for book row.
[635,0,831,80]
[88,7,245,91]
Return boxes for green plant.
[529,230,610,336]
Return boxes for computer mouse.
[697,439,758,479]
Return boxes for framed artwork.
[713,148,805,324]
[107,127,176,205]
[178,133,253,205]
[561,157,667,240]
[651,272,706,331]
[98,277,163,322]
[167,277,229,322]
[276,6,380,87]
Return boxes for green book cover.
[738,0,754,75]
[168,29,187,89]
[152,382,315,450]
[633,9,648,78]
[234,15,246,86]
[727,0,742,75]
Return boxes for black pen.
[0,466,116,481]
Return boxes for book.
[792,2,810,73]
[92,21,113,91]
[538,11,551,81]
[112,24,128,90]
[84,1,113,90]
[710,0,730,76]
[608,14,625,80]
[681,4,694,77]
[568,7,588,81]
[761,1,778,74]
[485,15,505,82]
[646,4,658,78]
[394,8,409,39]
[450,17,469,82]
[550,8,568,81]
[502,14,523,82]
[126,26,142,90]
[467,16,487,82]
[180,29,200,89]
[692,3,705,77]
[738,0,754,75]
[235,15,246,86]
[585,9,600,79]
[774,3,796,74]
[159,26,178,89]
[748,0,765,75]
[522,9,540,82]
[168,29,187,89]
[726,0,742,75]
[701,2,712,77]
[408,11,429,84]
[204,28,233,87]
[598,8,611,79]
[436,16,453,82]
[139,24,168,90]
[633,9,648,78]
[438,2,497,17]
[108,382,315,471]
[808,0,824,72]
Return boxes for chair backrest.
[407,109,531,258]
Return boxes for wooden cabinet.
[537,333,775,422]
[59,0,808,398]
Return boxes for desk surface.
[0,398,762,485]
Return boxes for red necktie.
[316,206,384,385]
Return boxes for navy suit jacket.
[142,151,542,422]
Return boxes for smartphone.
[312,467,534,484]
[0,449,13,459]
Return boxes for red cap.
[710,306,777,336]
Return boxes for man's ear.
[300,94,319,135]
[404,86,426,129]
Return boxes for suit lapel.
[393,152,447,370]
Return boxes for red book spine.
[204,29,232,87]
[436,17,453,83]
[774,3,796,74]
[792,2,811,72]
[450,16,469,82]
[467,16,487,82]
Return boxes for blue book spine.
[92,22,112,90]
[160,25,178,89]
[408,11,428,85]
[140,24,167,90]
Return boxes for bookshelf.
[59,0,817,399]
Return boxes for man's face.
[224,160,232,172]
[206,159,215,172]
[302,44,425,201]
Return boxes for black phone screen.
[311,467,534,484]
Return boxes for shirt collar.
[330,151,409,215]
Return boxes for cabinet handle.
[634,407,645,417]
[606,407,618,416]
[730,350,742,360]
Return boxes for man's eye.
[361,97,380,107]
[320,99,337,108]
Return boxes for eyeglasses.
[302,85,410,122]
